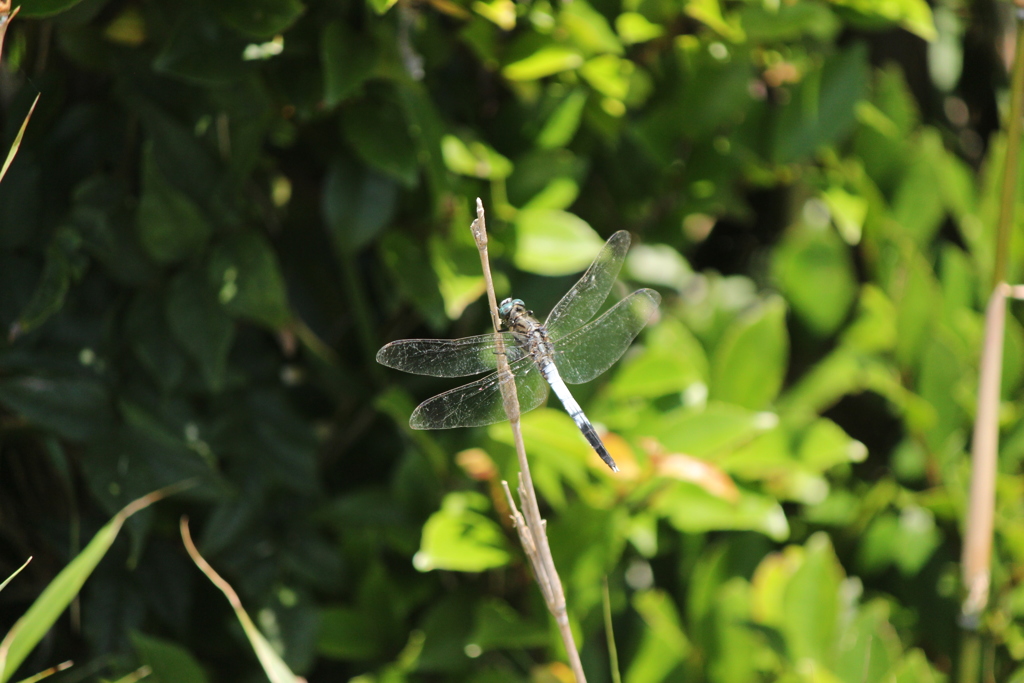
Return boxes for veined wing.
[410,355,548,429]
[552,288,661,385]
[544,231,631,340]
[376,332,525,378]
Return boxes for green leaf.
[131,632,210,683]
[739,2,840,42]
[710,296,789,410]
[822,186,869,245]
[318,607,388,660]
[881,245,940,369]
[125,290,187,391]
[782,532,843,664]
[891,131,950,247]
[440,135,513,180]
[137,145,212,265]
[14,0,87,18]
[917,332,968,452]
[0,375,113,441]
[649,402,767,458]
[653,482,790,540]
[341,95,419,188]
[208,232,291,328]
[503,46,584,81]
[833,601,904,682]
[165,269,235,391]
[771,225,857,336]
[0,492,170,682]
[579,54,633,100]
[11,227,83,337]
[626,590,691,683]
[798,418,867,471]
[520,177,580,212]
[559,0,623,55]
[829,0,935,40]
[428,233,486,321]
[413,492,511,572]
[537,89,588,149]
[708,580,764,682]
[321,21,378,107]
[367,0,398,15]
[215,0,306,38]
[468,599,550,651]
[771,44,869,164]
[840,284,897,353]
[512,209,604,275]
[379,231,447,330]
[607,319,708,399]
[323,159,398,254]
[684,0,745,41]
[615,12,665,44]
[153,15,248,86]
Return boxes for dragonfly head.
[498,298,525,322]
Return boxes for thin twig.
[992,10,1024,288]
[470,199,586,682]
[602,577,621,683]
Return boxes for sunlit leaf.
[626,590,690,683]
[710,296,788,410]
[536,89,588,149]
[503,46,584,81]
[440,135,512,180]
[413,492,511,572]
[512,209,604,275]
[684,0,745,41]
[782,532,843,664]
[828,0,936,40]
[579,54,633,100]
[771,225,857,337]
[559,0,623,55]
[615,12,665,44]
[653,481,789,540]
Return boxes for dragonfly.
[376,231,660,472]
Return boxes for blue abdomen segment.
[539,361,619,472]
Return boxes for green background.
[0,0,1020,680]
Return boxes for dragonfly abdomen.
[538,360,619,472]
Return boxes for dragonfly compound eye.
[498,298,513,316]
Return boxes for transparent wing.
[409,356,549,429]
[545,231,631,340]
[552,288,661,384]
[376,332,524,377]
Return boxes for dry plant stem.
[471,199,586,682]
[962,283,1009,623]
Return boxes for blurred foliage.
[1,0,1023,680]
